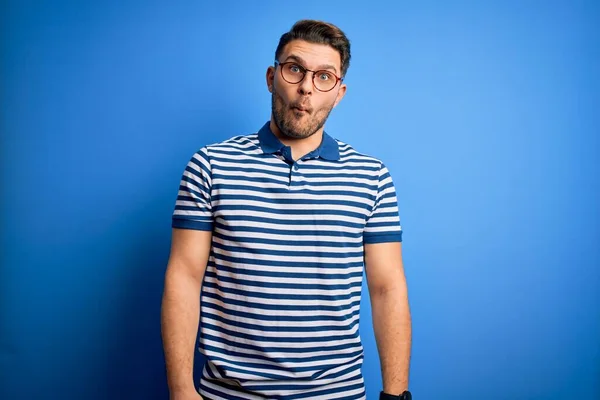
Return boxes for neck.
[269,119,323,161]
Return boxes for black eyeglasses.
[275,61,342,92]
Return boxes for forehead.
[280,39,341,71]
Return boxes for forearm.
[370,286,412,394]
[161,266,202,394]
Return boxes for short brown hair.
[275,20,351,78]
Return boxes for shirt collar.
[257,121,340,161]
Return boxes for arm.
[365,241,412,395]
[161,228,212,399]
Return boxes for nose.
[297,71,314,95]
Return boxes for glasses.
[275,61,342,92]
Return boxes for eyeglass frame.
[274,61,343,92]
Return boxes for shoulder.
[335,138,385,170]
[204,133,260,153]
[182,132,261,170]
[187,132,261,160]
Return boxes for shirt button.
[293,164,299,171]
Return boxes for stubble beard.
[271,91,334,140]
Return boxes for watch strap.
[380,390,412,400]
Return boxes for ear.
[266,66,275,93]
[333,83,347,108]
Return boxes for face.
[267,40,347,139]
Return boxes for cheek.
[275,90,291,108]
[315,95,337,112]
[275,79,294,98]
[275,92,290,110]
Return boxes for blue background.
[1,1,598,399]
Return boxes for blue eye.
[289,64,302,73]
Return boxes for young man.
[161,20,412,400]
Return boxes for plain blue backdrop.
[1,1,598,399]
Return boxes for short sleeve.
[172,147,214,231]
[363,162,403,244]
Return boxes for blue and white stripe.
[172,121,402,399]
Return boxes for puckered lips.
[290,103,311,115]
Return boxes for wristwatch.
[379,390,412,400]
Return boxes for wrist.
[168,382,197,396]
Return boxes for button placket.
[289,161,301,188]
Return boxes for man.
[161,20,412,400]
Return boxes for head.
[266,20,351,140]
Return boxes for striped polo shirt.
[172,121,402,400]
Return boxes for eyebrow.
[283,54,339,75]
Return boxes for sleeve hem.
[172,218,213,231]
[363,232,403,244]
